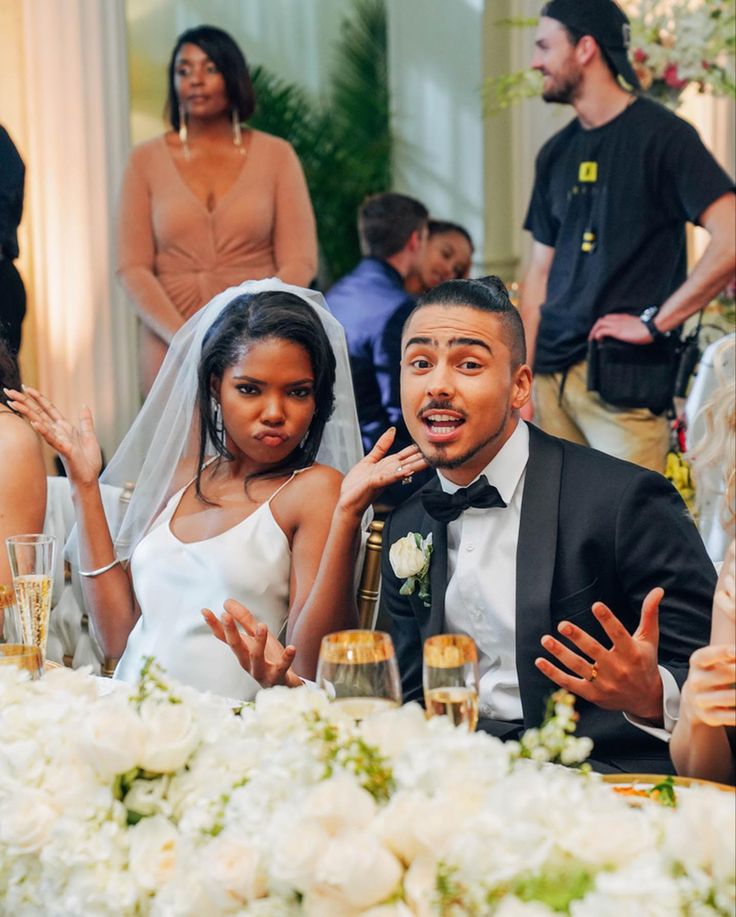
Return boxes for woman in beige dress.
[117,25,317,394]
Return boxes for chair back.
[356,520,384,630]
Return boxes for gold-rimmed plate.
[603,772,734,806]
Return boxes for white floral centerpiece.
[0,662,734,916]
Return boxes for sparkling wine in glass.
[0,643,43,679]
[423,634,480,731]
[6,534,55,662]
[316,630,402,720]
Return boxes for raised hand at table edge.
[535,587,665,723]
[337,427,429,519]
[680,644,736,728]
[202,599,303,689]
[3,385,102,486]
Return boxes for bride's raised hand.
[338,427,429,518]
[202,599,303,688]
[3,386,102,486]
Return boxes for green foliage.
[304,710,395,803]
[249,0,391,285]
[647,774,678,808]
[503,862,596,912]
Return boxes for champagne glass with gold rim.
[6,534,56,663]
[316,629,402,720]
[423,634,480,731]
[0,643,43,679]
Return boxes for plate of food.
[602,773,735,807]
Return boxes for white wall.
[387,0,487,271]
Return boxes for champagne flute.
[316,630,402,720]
[6,534,56,662]
[0,643,43,679]
[1,583,18,642]
[423,634,480,731]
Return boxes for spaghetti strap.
[266,466,312,504]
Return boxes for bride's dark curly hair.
[194,290,336,503]
[0,338,20,408]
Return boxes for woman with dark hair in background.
[6,281,421,698]
[117,25,317,394]
[0,339,46,637]
[405,219,474,295]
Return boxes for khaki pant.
[534,361,670,474]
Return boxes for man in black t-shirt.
[520,0,735,473]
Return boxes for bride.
[6,280,426,697]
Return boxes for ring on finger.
[396,464,404,475]
[587,663,599,683]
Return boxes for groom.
[381,276,715,772]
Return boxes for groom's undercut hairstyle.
[358,192,429,260]
[411,276,527,366]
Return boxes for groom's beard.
[419,406,512,471]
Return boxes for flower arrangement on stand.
[0,662,734,916]
[483,1,735,114]
[628,0,736,107]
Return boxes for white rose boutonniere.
[389,532,433,606]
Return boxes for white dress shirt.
[442,421,529,721]
[439,421,679,734]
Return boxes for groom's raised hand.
[535,587,665,723]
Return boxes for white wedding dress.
[114,471,305,698]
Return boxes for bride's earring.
[179,104,191,161]
[232,108,245,156]
[212,399,225,447]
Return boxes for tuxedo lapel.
[516,425,562,727]
[409,477,447,637]
[427,513,447,637]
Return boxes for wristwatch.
[639,306,670,342]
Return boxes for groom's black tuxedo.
[380,424,715,768]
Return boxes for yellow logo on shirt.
[579,162,598,182]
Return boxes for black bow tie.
[421,475,507,523]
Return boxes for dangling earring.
[232,108,245,157]
[178,104,191,161]
[212,399,225,448]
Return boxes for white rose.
[139,698,200,773]
[269,819,332,892]
[315,829,403,909]
[301,773,376,835]
[81,698,147,780]
[359,702,428,759]
[0,787,58,853]
[198,833,267,906]
[404,853,438,917]
[128,814,181,891]
[302,887,361,917]
[150,870,219,917]
[372,790,428,864]
[389,534,428,579]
